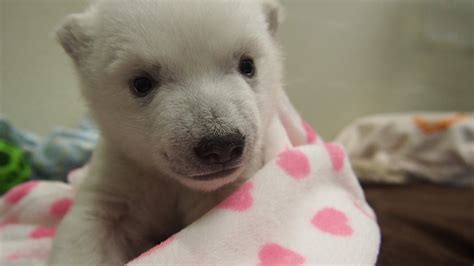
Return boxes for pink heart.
[6,250,48,262]
[258,243,305,266]
[303,121,318,144]
[0,217,18,229]
[49,197,74,218]
[277,149,311,180]
[311,207,353,236]
[29,226,56,239]
[324,143,345,172]
[4,181,39,205]
[218,182,253,211]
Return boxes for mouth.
[190,166,240,181]
[163,150,247,182]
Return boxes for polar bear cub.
[49,0,284,264]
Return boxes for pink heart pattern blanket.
[0,91,380,265]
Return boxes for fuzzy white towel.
[335,112,474,186]
[0,91,380,265]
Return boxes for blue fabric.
[0,116,39,160]
[0,116,98,182]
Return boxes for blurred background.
[1,0,473,139]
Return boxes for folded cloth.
[0,116,98,185]
[0,117,39,164]
[31,124,97,182]
[0,92,380,265]
[0,180,76,265]
[335,112,474,186]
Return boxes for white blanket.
[336,112,474,186]
[0,91,380,265]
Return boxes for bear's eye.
[239,57,256,78]
[131,76,156,97]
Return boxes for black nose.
[194,132,245,165]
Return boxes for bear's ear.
[55,12,94,63]
[261,0,283,36]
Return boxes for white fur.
[49,0,284,264]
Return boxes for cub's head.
[57,0,283,191]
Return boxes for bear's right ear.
[55,13,94,63]
[261,0,284,37]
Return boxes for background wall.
[1,0,473,138]
[1,0,88,136]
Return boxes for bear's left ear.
[261,0,283,36]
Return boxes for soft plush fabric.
[128,145,380,265]
[0,116,97,185]
[0,91,380,265]
[0,180,75,265]
[335,113,474,186]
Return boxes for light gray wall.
[1,0,473,138]
[1,0,88,136]
[280,0,473,137]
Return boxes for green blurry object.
[0,139,31,194]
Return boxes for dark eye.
[131,76,155,97]
[239,57,255,78]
